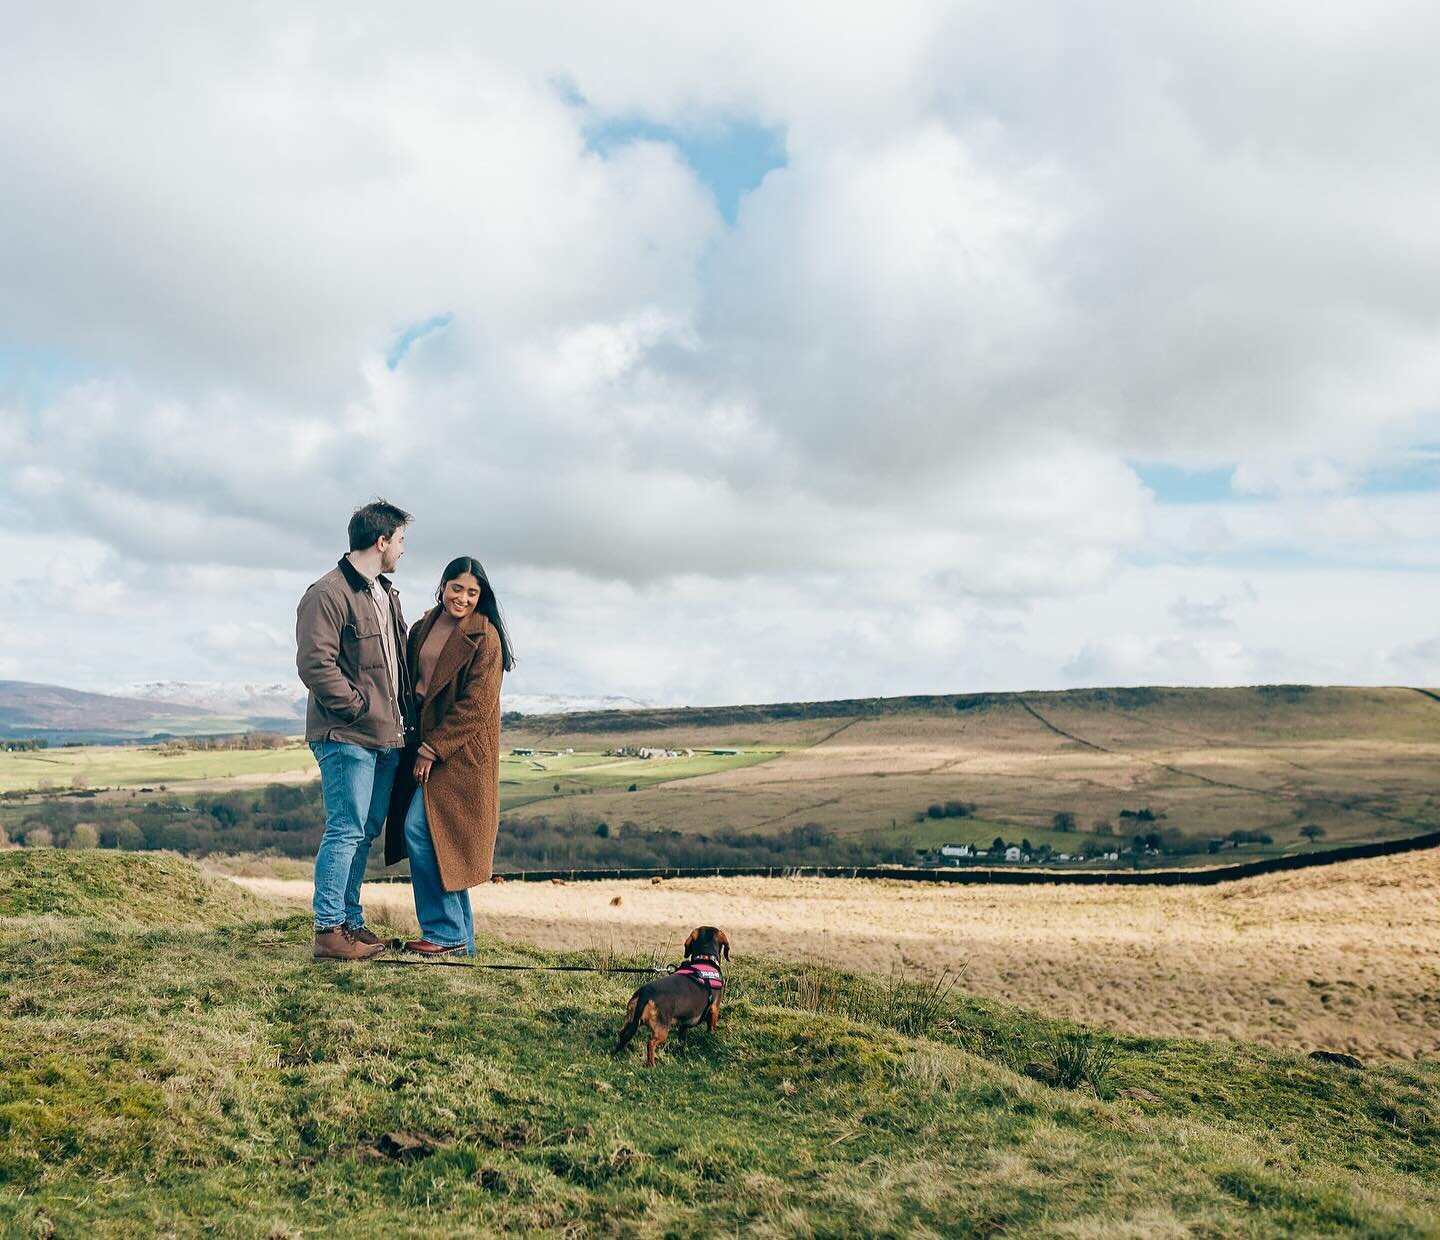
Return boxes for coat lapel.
[423,609,486,707]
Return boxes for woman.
[386,556,515,954]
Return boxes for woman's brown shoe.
[403,939,467,956]
[313,926,386,961]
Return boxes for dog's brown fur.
[614,926,729,1066]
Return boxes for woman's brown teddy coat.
[386,606,504,890]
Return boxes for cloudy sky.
[3,2,1438,705]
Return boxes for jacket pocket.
[342,621,387,671]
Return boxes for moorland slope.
[503,686,1440,859]
[2,852,1437,1236]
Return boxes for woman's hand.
[414,754,435,784]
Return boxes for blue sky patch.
[583,114,787,224]
[386,313,454,370]
[1133,463,1236,504]
[1357,448,1440,496]
[0,343,88,411]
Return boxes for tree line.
[3,783,918,870]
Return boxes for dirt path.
[233,847,1440,1060]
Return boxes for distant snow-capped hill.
[501,693,659,716]
[117,682,654,719]
[117,681,307,720]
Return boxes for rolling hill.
[0,680,253,742]
[501,685,1440,860]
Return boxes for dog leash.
[373,957,671,973]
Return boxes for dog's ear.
[684,928,700,954]
[716,930,730,960]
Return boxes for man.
[296,499,416,961]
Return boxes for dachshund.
[615,926,730,1067]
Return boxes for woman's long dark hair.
[436,556,515,671]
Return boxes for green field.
[0,743,317,794]
[880,815,1113,854]
[499,747,783,810]
[1,851,1436,1236]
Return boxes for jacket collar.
[417,606,488,704]
[337,555,394,595]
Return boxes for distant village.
[929,842,1122,866]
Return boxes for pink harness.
[672,957,724,993]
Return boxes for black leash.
[373,957,670,973]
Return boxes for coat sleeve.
[296,585,367,723]
[424,626,503,763]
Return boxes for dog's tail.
[614,994,642,1056]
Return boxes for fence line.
[366,828,1440,888]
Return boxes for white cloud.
[3,3,1439,698]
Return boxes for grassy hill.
[1,853,1437,1236]
[501,686,1440,864]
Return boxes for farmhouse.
[511,748,534,757]
[1005,846,1022,862]
[940,844,972,860]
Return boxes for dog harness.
[672,958,724,991]
[673,956,725,1020]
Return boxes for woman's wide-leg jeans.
[404,786,475,953]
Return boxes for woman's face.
[442,572,482,619]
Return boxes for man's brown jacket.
[295,557,414,748]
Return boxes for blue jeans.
[404,786,474,953]
[310,740,400,931]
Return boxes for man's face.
[377,525,407,574]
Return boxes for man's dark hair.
[348,499,413,551]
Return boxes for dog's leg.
[646,1023,669,1067]
[707,1003,719,1033]
[614,996,642,1056]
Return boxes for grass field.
[243,842,1440,1062]
[501,687,1440,858]
[7,687,1438,873]
[498,747,784,810]
[0,742,317,794]
[3,851,1438,1236]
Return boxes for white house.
[940,844,972,860]
[1004,846,1022,862]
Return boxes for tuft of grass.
[742,963,964,1039]
[1048,1030,1118,1095]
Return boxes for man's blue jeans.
[403,785,474,953]
[310,740,400,931]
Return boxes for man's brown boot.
[313,925,385,961]
[347,925,385,947]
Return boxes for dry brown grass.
[236,845,1440,1060]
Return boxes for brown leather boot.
[347,925,385,947]
[313,925,386,961]
[404,939,467,956]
